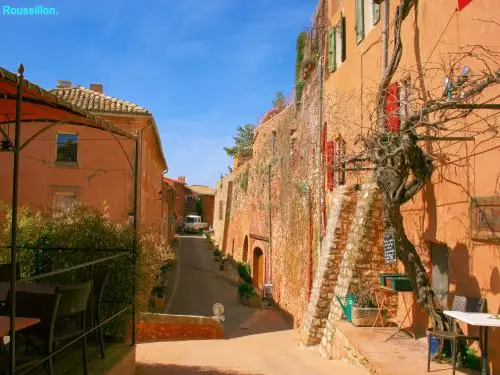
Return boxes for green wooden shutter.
[355,0,364,44]
[328,29,335,72]
[373,2,381,25]
[332,26,337,72]
[341,17,346,62]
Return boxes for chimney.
[57,80,72,89]
[90,83,103,94]
[178,176,186,183]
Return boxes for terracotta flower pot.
[154,295,165,310]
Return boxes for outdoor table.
[373,287,416,341]
[0,282,56,302]
[443,310,500,375]
[0,315,40,337]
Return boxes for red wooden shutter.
[326,140,334,191]
[458,0,472,11]
[385,82,400,132]
[321,124,327,166]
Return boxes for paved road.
[136,328,371,375]
[167,234,255,335]
[136,235,370,375]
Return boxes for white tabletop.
[444,311,500,327]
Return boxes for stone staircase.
[319,183,380,358]
[300,186,357,345]
[300,183,393,357]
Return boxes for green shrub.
[160,264,171,274]
[237,263,251,283]
[238,282,254,297]
[0,204,167,341]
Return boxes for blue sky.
[1,0,316,187]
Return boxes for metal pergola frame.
[0,64,140,374]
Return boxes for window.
[54,192,77,210]
[326,140,334,191]
[327,16,346,72]
[272,131,276,156]
[385,80,413,133]
[385,82,400,132]
[219,201,224,220]
[56,133,78,163]
[334,137,346,186]
[356,0,381,44]
[399,78,413,122]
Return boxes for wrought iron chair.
[426,295,485,375]
[87,270,109,359]
[53,282,91,375]
[1,291,61,375]
[24,282,91,375]
[0,263,20,282]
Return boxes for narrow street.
[136,235,370,375]
[166,234,255,335]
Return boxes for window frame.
[55,132,79,165]
[356,0,381,44]
[53,191,78,210]
[327,15,346,73]
[333,136,346,187]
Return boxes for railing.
[5,246,135,375]
[56,143,78,162]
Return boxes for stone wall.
[136,313,224,342]
[213,69,321,325]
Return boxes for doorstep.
[331,320,479,375]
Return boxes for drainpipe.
[161,169,168,241]
[317,59,324,251]
[382,0,389,75]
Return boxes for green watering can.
[336,294,356,322]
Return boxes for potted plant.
[237,262,252,284]
[219,256,229,271]
[152,286,165,310]
[238,282,260,307]
[351,288,379,327]
[213,248,221,261]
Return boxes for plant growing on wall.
[223,124,255,157]
[295,31,309,106]
[273,91,286,109]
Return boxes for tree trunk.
[380,194,447,333]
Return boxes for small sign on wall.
[384,232,397,264]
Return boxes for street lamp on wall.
[0,138,12,152]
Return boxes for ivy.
[295,32,308,82]
[295,80,305,106]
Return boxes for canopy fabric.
[0,66,136,140]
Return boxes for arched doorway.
[252,247,264,290]
[242,235,249,262]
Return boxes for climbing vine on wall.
[295,32,308,105]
